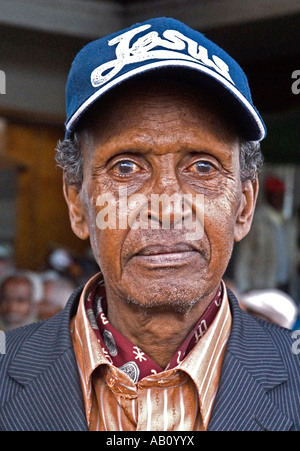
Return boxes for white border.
[65,60,266,141]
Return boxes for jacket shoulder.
[0,321,45,406]
[0,287,83,407]
[226,290,300,429]
[228,289,300,369]
[256,315,300,370]
[0,321,44,364]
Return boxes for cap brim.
[65,60,266,141]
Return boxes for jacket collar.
[0,286,293,431]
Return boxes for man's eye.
[111,160,139,176]
[189,161,214,174]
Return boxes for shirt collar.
[178,281,231,427]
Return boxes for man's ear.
[63,176,89,240]
[234,177,259,243]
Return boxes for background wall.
[2,121,88,269]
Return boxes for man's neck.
[105,288,219,369]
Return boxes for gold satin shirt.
[70,273,232,431]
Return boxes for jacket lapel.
[208,351,292,431]
[0,288,89,431]
[208,291,293,431]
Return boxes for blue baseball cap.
[65,17,266,141]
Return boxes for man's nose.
[141,165,191,228]
[141,193,191,229]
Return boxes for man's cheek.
[203,199,236,253]
[96,227,125,274]
[95,197,117,230]
[206,189,239,223]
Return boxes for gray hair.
[55,135,263,187]
[55,135,83,187]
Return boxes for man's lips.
[132,243,201,267]
[137,243,197,256]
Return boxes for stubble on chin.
[123,282,206,317]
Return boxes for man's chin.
[123,281,206,315]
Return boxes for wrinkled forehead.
[76,70,240,144]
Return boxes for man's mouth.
[133,243,200,267]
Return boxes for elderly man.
[0,18,299,431]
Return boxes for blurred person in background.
[240,288,299,330]
[44,247,75,280]
[38,276,76,321]
[44,247,98,286]
[0,271,42,331]
[234,175,297,294]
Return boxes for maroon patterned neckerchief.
[85,282,223,383]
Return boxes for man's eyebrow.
[93,147,151,161]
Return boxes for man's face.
[0,277,33,328]
[65,78,257,313]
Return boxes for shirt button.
[106,375,118,388]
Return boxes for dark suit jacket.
[0,288,299,431]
